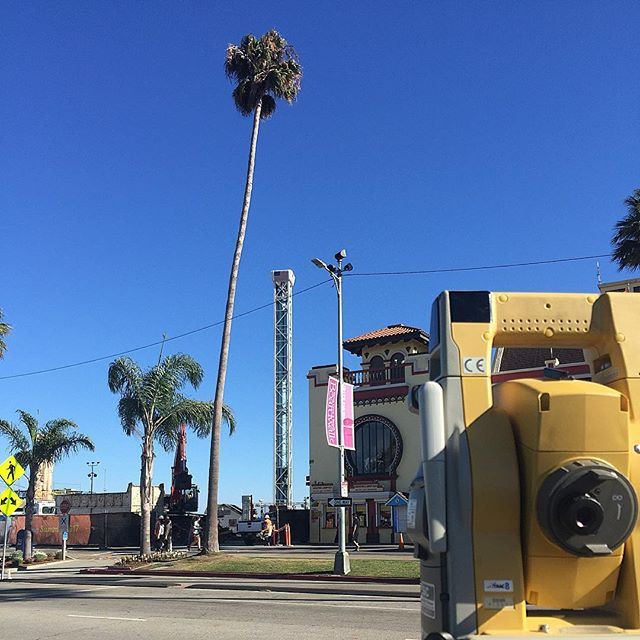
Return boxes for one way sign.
[328,497,352,508]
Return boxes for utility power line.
[350,253,611,277]
[0,280,330,381]
[0,252,611,381]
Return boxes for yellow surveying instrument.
[408,291,640,639]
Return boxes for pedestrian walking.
[163,516,173,552]
[188,516,202,552]
[154,515,165,551]
[350,512,360,551]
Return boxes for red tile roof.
[343,325,429,355]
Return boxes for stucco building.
[307,324,429,544]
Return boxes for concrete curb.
[82,566,419,585]
[16,558,71,571]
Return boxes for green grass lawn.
[149,554,419,579]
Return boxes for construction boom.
[272,270,295,507]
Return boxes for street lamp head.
[334,249,347,261]
[311,257,328,270]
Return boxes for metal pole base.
[333,550,351,575]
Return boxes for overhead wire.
[0,279,331,381]
[0,252,612,381]
[348,253,611,277]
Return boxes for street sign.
[328,497,352,508]
[340,481,349,498]
[60,499,71,514]
[62,531,68,541]
[0,487,23,516]
[0,456,25,486]
[59,514,70,533]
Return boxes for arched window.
[390,352,405,382]
[346,415,403,477]
[369,355,385,385]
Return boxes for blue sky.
[2,2,638,505]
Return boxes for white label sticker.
[484,579,513,592]
[421,581,436,619]
[406,497,417,530]
[484,596,514,610]
[463,357,486,375]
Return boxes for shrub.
[33,551,48,562]
[115,550,188,566]
[10,551,23,565]
[54,551,64,560]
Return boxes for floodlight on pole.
[310,250,352,576]
[87,461,100,495]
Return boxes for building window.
[390,352,405,382]
[369,355,385,384]
[378,504,393,529]
[324,506,336,528]
[352,503,367,527]
[346,415,403,477]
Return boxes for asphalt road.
[1,572,420,640]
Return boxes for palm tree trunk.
[24,466,38,559]
[139,435,155,555]
[204,98,263,554]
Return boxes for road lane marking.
[68,615,146,621]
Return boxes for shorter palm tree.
[612,188,640,271]
[108,353,235,555]
[0,309,11,359]
[0,410,94,558]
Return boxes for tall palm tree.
[0,309,11,359]
[612,188,640,271]
[0,410,94,558]
[204,30,302,555]
[108,353,235,555]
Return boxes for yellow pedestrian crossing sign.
[0,456,24,486]
[0,487,23,516]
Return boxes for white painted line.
[188,598,418,612]
[68,614,146,622]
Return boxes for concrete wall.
[9,512,142,547]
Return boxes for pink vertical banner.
[342,382,355,450]
[325,376,339,448]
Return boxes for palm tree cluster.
[108,353,235,554]
[0,410,94,557]
[205,30,302,554]
[612,189,640,271]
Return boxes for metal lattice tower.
[272,269,295,507]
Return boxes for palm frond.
[34,417,94,464]
[612,189,640,271]
[44,418,79,433]
[108,357,143,395]
[117,395,144,437]
[0,309,11,360]
[16,410,39,444]
[260,95,276,119]
[162,353,204,390]
[222,404,236,436]
[0,419,31,466]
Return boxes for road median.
[82,553,419,585]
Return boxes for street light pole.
[87,461,100,495]
[312,249,353,576]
